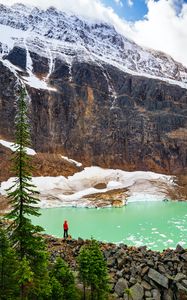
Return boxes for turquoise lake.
[31,201,187,251]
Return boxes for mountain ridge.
[0,3,187,90]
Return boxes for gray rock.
[176,244,184,253]
[130,266,138,277]
[114,278,128,297]
[112,292,121,299]
[141,280,152,290]
[129,277,137,285]
[136,266,142,274]
[163,289,173,300]
[148,268,168,288]
[152,289,161,300]
[181,252,187,261]
[116,270,123,278]
[147,260,154,267]
[117,248,126,257]
[117,257,126,269]
[177,282,187,292]
[149,279,158,289]
[103,249,112,259]
[157,264,166,273]
[130,283,144,300]
[141,266,149,276]
[174,273,186,282]
[145,291,152,297]
[167,262,173,267]
[181,279,187,288]
[139,246,147,253]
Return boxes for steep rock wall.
[0,58,187,175]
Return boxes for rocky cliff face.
[0,4,187,175]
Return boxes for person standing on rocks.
[63,220,69,239]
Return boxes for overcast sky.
[1,0,187,67]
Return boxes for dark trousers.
[64,229,68,238]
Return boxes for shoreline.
[1,218,187,298]
[46,235,187,299]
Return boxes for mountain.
[0,3,187,175]
[1,3,187,87]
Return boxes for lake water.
[31,201,187,251]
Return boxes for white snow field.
[0,166,173,208]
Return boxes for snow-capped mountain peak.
[0,2,187,89]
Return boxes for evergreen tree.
[50,257,78,300]
[15,256,34,299]
[77,247,90,300]
[50,276,64,300]
[5,87,51,299]
[6,87,42,259]
[78,239,109,300]
[27,250,51,300]
[0,227,19,300]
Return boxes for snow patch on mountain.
[0,3,187,89]
[61,156,82,168]
[0,139,36,155]
[0,24,56,90]
[0,166,173,208]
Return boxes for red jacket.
[63,221,68,230]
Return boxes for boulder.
[176,244,185,253]
[130,283,144,300]
[174,273,186,282]
[181,280,187,289]
[152,289,161,300]
[141,280,152,290]
[114,278,128,297]
[148,268,168,289]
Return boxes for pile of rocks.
[46,236,187,300]
[104,243,187,300]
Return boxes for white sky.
[0,0,187,67]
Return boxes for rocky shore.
[46,236,187,300]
